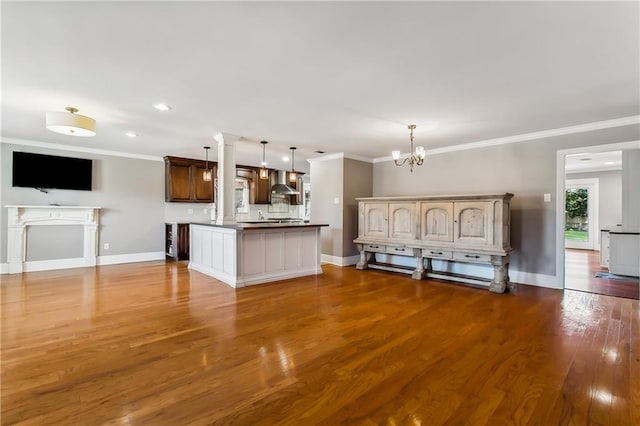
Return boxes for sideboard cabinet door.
[453,201,494,246]
[364,203,389,238]
[389,203,417,240]
[420,202,454,242]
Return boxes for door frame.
[555,140,640,290]
[564,178,599,250]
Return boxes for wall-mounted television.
[12,152,93,191]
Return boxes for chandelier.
[392,125,425,172]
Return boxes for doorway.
[564,178,598,250]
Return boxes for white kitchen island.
[188,222,328,287]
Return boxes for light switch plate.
[334,197,339,205]
[544,193,551,202]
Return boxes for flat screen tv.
[12,152,93,191]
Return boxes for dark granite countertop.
[190,222,329,230]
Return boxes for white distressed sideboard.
[353,193,513,293]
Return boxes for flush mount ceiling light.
[203,146,212,182]
[392,124,425,172]
[45,107,96,137]
[289,147,297,182]
[259,141,269,180]
[153,103,171,111]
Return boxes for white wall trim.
[321,254,360,266]
[0,251,165,275]
[308,152,373,164]
[1,137,164,162]
[373,115,640,163]
[97,251,165,266]
[555,139,640,290]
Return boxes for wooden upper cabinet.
[164,156,215,203]
[255,169,275,204]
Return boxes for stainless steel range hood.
[271,170,299,195]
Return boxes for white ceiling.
[565,150,622,173]
[2,1,639,172]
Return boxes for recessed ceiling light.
[282,156,289,162]
[125,131,137,138]
[153,103,171,111]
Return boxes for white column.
[214,133,240,225]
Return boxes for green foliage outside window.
[565,188,588,218]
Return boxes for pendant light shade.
[46,107,96,137]
[203,146,212,182]
[289,147,297,182]
[259,141,269,180]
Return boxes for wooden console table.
[353,193,513,293]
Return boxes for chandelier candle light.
[392,124,425,172]
[203,146,212,182]
[46,107,96,137]
[259,141,269,180]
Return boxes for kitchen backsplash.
[165,202,304,222]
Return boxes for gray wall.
[310,157,344,257]
[373,124,640,276]
[565,169,622,230]
[342,159,373,257]
[1,142,165,263]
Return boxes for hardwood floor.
[1,262,639,424]
[565,249,639,299]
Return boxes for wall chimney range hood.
[271,170,299,195]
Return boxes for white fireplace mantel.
[6,205,101,274]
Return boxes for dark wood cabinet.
[165,156,215,203]
[286,171,305,205]
[166,223,190,261]
[255,169,276,204]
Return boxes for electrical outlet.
[544,193,551,203]
[203,208,208,214]
[103,243,110,250]
[334,197,339,205]
[188,208,194,215]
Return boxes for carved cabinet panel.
[420,202,454,242]
[364,203,388,238]
[389,203,417,240]
[453,201,493,246]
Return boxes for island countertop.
[190,222,329,230]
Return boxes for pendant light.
[46,107,96,137]
[289,147,297,182]
[259,141,269,180]
[203,146,212,182]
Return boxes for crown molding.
[307,152,373,164]
[373,115,640,163]
[0,137,164,162]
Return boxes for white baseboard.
[23,257,91,272]
[97,251,165,266]
[321,254,360,266]
[0,251,165,275]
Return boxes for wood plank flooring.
[565,248,639,299]
[1,262,639,424]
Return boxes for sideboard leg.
[356,250,369,270]
[412,251,426,280]
[490,264,508,293]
